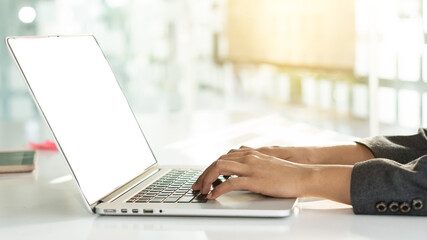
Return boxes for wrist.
[298,164,320,197]
[301,164,353,204]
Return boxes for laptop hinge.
[95,163,160,206]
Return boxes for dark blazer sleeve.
[351,128,427,215]
[355,128,427,164]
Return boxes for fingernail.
[207,192,212,199]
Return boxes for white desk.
[1,111,426,240]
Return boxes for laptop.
[6,35,297,217]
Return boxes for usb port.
[143,209,154,214]
[121,209,127,213]
[132,209,139,213]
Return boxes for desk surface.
[0,111,426,240]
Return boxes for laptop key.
[144,193,157,196]
[149,198,165,203]
[178,196,195,203]
[140,196,152,199]
[164,197,180,203]
[152,196,165,200]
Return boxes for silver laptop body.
[6,35,297,217]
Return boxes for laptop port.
[121,209,127,213]
[132,209,139,213]
[104,209,116,213]
[143,209,154,214]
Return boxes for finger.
[227,147,254,154]
[208,177,250,199]
[192,165,211,190]
[218,155,265,169]
[219,149,261,160]
[219,152,251,159]
[200,160,250,194]
[239,145,253,149]
[227,148,238,154]
[194,152,260,190]
[193,158,244,190]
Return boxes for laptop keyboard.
[126,169,208,204]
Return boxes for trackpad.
[217,191,269,203]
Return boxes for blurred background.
[0,0,426,139]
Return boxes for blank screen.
[8,36,157,205]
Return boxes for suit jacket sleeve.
[351,128,427,215]
[355,128,427,164]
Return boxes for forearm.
[256,143,374,165]
[302,164,353,204]
[315,143,374,165]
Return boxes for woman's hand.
[192,149,310,199]
[192,148,354,204]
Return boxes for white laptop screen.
[7,36,157,205]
